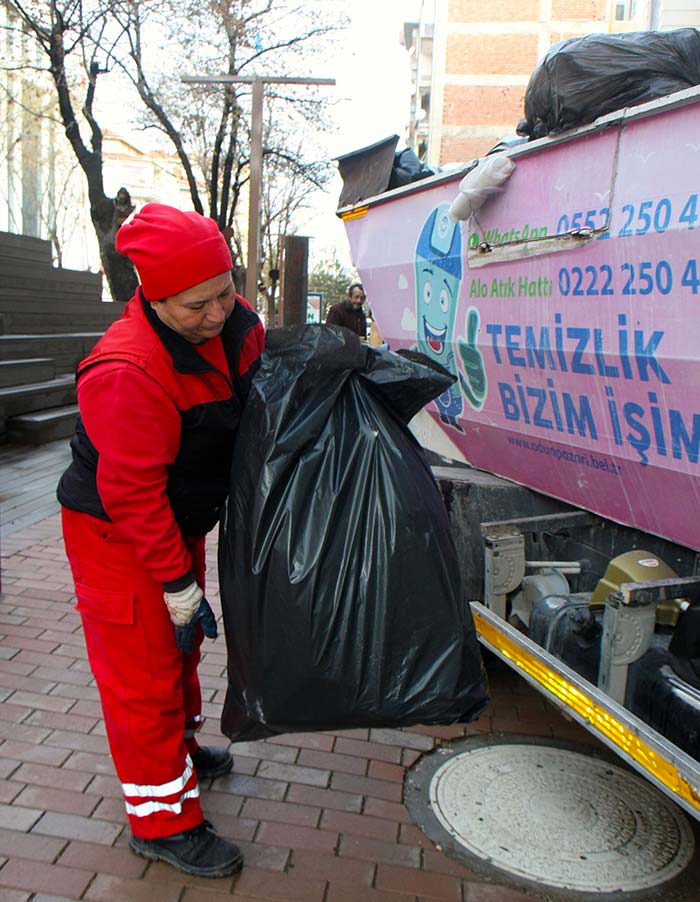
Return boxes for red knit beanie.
[115,203,233,300]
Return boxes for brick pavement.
[0,510,622,901]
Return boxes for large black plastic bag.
[517,28,700,139]
[388,147,434,190]
[219,325,489,741]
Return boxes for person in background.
[326,280,368,338]
[57,203,265,879]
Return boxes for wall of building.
[412,0,696,168]
[1,2,46,239]
[663,1,700,28]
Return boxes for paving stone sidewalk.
[0,497,665,902]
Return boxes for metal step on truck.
[337,82,700,901]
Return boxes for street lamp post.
[181,74,335,307]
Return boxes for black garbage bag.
[517,28,700,139]
[219,325,489,741]
[388,147,435,190]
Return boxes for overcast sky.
[301,0,420,265]
[325,0,417,156]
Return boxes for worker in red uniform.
[57,203,265,878]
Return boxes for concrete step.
[0,293,113,314]
[0,279,103,306]
[0,357,56,388]
[0,231,53,267]
[0,262,102,295]
[7,404,79,445]
[0,374,76,418]
[0,308,122,335]
[0,333,102,373]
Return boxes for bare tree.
[3,0,139,300]
[3,0,342,303]
[110,0,341,302]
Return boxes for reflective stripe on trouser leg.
[61,508,205,839]
[123,753,200,817]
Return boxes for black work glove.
[164,580,218,654]
[173,596,218,654]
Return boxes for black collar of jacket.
[141,289,220,375]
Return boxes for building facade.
[406,0,700,167]
[1,1,57,241]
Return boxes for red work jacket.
[58,290,265,584]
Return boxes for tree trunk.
[42,18,137,301]
[91,187,138,302]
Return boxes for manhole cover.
[405,735,697,899]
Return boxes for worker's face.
[348,286,366,309]
[152,272,236,343]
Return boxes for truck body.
[338,86,700,822]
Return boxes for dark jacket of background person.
[326,299,367,338]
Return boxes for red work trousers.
[61,507,207,839]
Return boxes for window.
[615,0,637,20]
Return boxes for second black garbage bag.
[518,28,700,139]
[219,324,489,741]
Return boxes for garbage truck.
[336,82,700,825]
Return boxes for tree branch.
[238,24,336,71]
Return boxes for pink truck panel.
[342,92,700,551]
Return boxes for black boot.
[129,821,243,877]
[192,745,233,779]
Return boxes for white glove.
[164,580,204,626]
[448,155,516,222]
